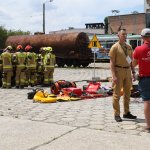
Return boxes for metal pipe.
[43,3,45,34]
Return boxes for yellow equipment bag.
[56,91,81,102]
[33,90,57,103]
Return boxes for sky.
[0,0,144,34]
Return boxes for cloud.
[0,0,144,33]
[0,10,12,21]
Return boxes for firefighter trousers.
[26,68,36,86]
[15,67,26,86]
[2,71,13,88]
[44,67,54,85]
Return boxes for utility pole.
[43,0,53,34]
[43,2,45,34]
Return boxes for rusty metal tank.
[5,32,92,67]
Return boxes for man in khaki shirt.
[109,29,137,122]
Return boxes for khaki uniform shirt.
[109,42,133,67]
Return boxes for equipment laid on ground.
[84,82,101,94]
[57,89,81,102]
[33,89,57,103]
[62,87,82,97]
[27,80,114,103]
[50,80,111,100]
[27,80,140,103]
[51,80,76,95]
[27,88,39,99]
[130,84,140,98]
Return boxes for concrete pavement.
[0,63,150,150]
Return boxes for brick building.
[107,0,150,35]
[50,0,150,35]
[107,13,146,34]
[145,0,150,12]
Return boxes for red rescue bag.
[62,87,82,97]
[84,82,101,94]
[51,80,76,95]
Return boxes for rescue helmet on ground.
[16,45,23,50]
[25,45,32,51]
[6,46,13,50]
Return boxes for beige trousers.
[112,68,132,116]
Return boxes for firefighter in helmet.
[0,51,3,86]
[36,47,46,85]
[15,45,27,88]
[1,46,13,88]
[43,46,55,86]
[25,45,37,87]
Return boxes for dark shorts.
[139,77,150,101]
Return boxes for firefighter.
[25,45,37,87]
[1,46,13,88]
[36,47,46,85]
[43,47,55,86]
[11,47,17,87]
[0,53,2,86]
[49,47,56,85]
[15,45,27,89]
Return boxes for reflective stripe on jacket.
[26,52,37,69]
[16,52,27,69]
[44,53,55,68]
[1,52,12,70]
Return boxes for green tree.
[0,26,8,49]
[104,17,108,34]
[0,26,31,49]
[7,29,31,36]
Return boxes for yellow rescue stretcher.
[33,90,57,103]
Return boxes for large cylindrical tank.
[5,32,92,67]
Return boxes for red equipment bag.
[51,80,76,95]
[62,87,82,97]
[85,82,101,94]
[80,93,103,100]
